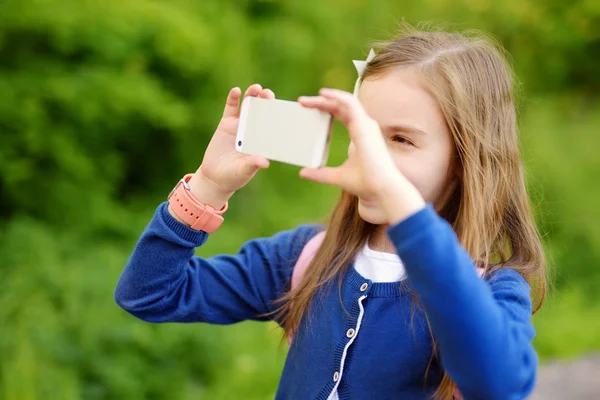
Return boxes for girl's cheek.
[391,153,417,178]
[398,162,428,195]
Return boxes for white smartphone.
[235,96,333,168]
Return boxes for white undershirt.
[328,242,406,400]
[354,241,407,282]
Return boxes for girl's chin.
[358,197,380,209]
[357,199,387,225]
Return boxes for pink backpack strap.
[291,230,326,293]
[287,230,326,347]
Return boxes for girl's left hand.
[298,88,426,224]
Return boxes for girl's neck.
[367,224,396,254]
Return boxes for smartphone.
[235,96,333,168]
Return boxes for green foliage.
[1,0,598,398]
[0,216,229,400]
[519,96,600,294]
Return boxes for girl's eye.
[391,135,414,146]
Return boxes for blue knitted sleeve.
[114,201,320,324]
[387,204,538,400]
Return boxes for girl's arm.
[297,88,537,399]
[115,84,313,324]
[387,204,537,400]
[114,201,319,324]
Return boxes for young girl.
[115,24,546,400]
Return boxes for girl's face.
[356,67,458,225]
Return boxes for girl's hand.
[187,84,274,209]
[297,88,426,224]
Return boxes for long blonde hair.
[274,22,546,400]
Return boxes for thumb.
[240,156,270,176]
[299,166,343,187]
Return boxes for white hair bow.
[352,48,376,96]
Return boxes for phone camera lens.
[237,140,242,147]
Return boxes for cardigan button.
[333,371,340,382]
[346,328,356,338]
[360,282,368,292]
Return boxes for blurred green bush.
[1,0,598,399]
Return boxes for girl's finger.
[298,96,346,120]
[244,83,263,98]
[299,166,345,188]
[252,156,270,169]
[318,88,379,145]
[240,156,270,177]
[318,88,367,125]
[299,94,373,144]
[260,88,276,99]
[319,87,357,103]
[222,87,242,118]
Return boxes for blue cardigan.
[114,202,538,400]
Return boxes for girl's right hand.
[187,84,274,209]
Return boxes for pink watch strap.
[167,174,228,233]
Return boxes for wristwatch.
[167,173,228,233]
